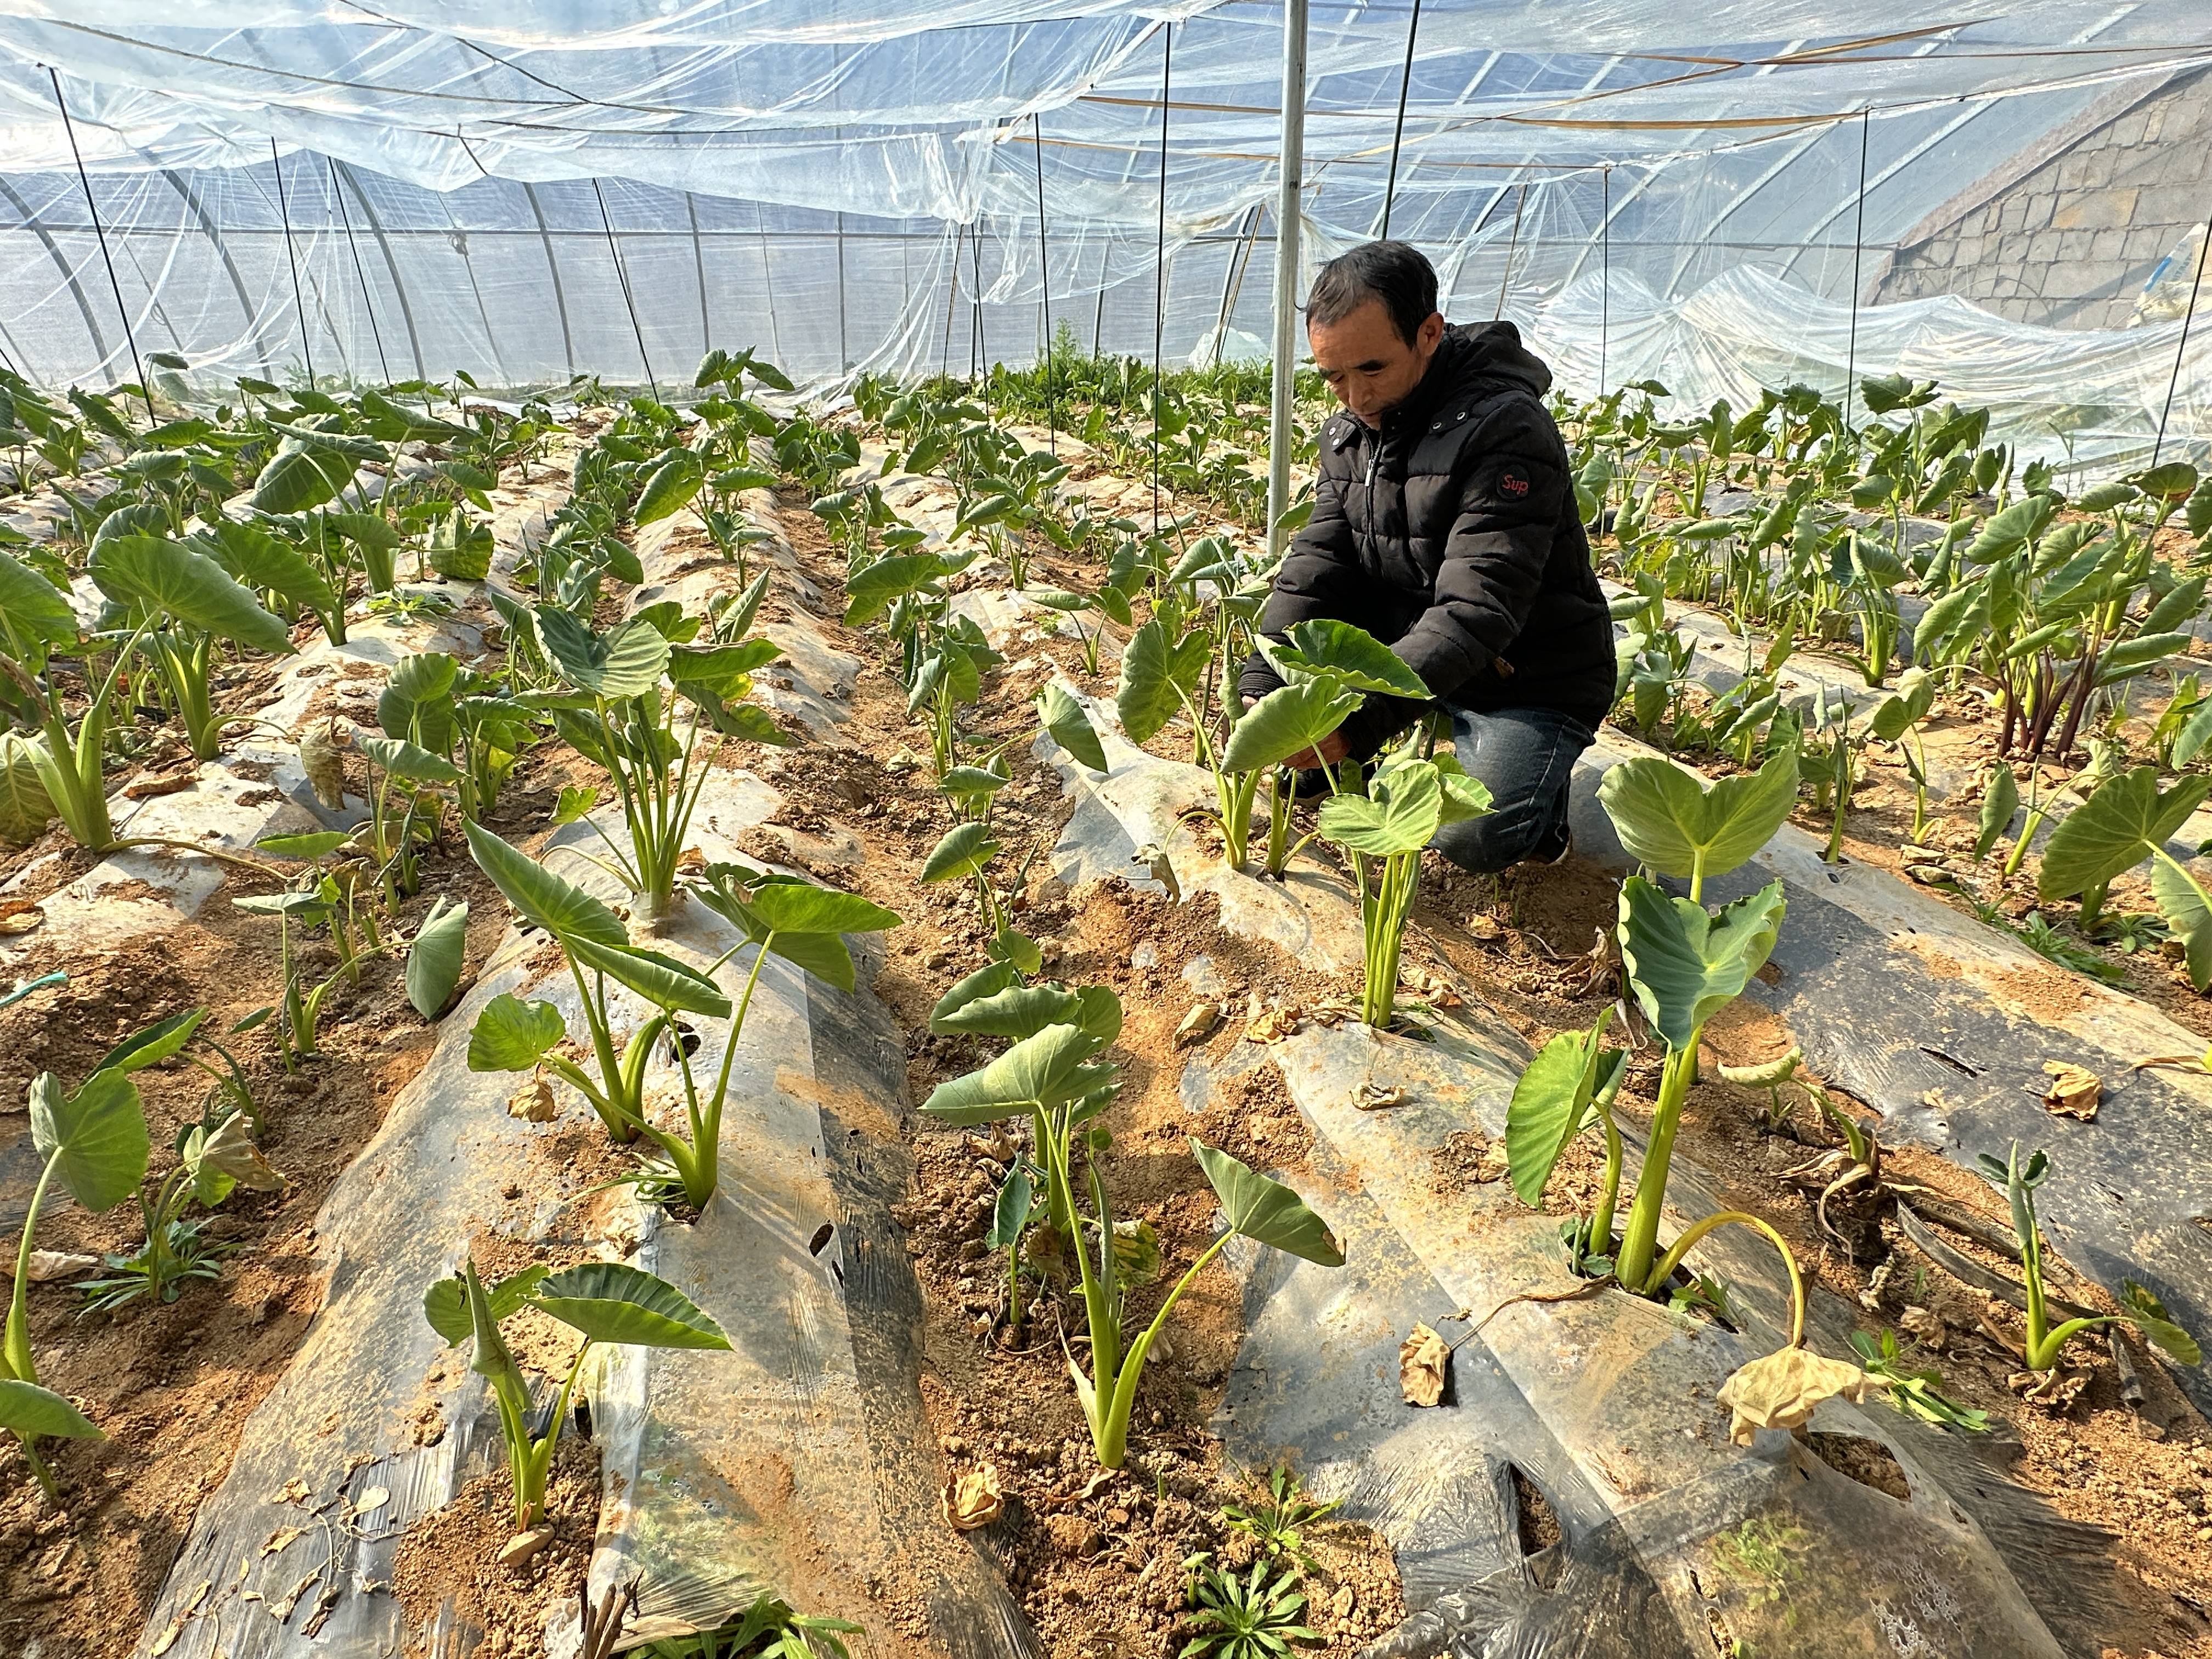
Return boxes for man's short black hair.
[1305,241,1439,347]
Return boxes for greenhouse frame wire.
[0,3,2205,477]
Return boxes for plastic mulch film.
[1568,733,2212,1424]
[0,465,574,1234]
[129,528,1037,1659]
[1037,663,2126,1659]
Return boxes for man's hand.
[1286,731,1350,771]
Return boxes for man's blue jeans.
[1429,704,1596,873]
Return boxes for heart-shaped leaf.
[380,651,460,754]
[1504,1011,1625,1207]
[930,960,1024,1028]
[464,821,628,948]
[91,535,293,655]
[922,1024,1107,1125]
[29,1068,149,1212]
[1190,1141,1344,1266]
[566,935,731,1018]
[2151,856,2212,995]
[984,1164,1035,1251]
[0,551,75,659]
[1317,757,1446,857]
[1222,678,1364,775]
[0,1379,102,1442]
[2119,1279,2202,1366]
[358,734,461,785]
[922,821,1000,884]
[634,453,704,527]
[405,896,470,1019]
[252,441,358,514]
[467,994,568,1073]
[90,1010,207,1079]
[2039,768,2212,899]
[1037,683,1108,772]
[1270,620,1429,698]
[0,732,54,845]
[1597,745,1798,888]
[533,1261,732,1350]
[1617,877,1787,1052]
[196,522,341,620]
[1115,619,1208,744]
[422,1262,548,1347]
[536,607,670,699]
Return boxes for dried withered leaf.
[351,1485,390,1518]
[940,1463,1004,1531]
[270,1478,313,1506]
[2010,1367,2089,1409]
[2040,1060,2100,1121]
[1131,842,1180,902]
[1175,1002,1221,1046]
[1245,1002,1304,1044]
[261,1526,307,1558]
[1353,1080,1406,1111]
[1468,914,1504,941]
[1714,1346,1867,1445]
[1399,1322,1449,1408]
[7,1249,99,1282]
[122,769,197,800]
[199,1112,285,1192]
[0,899,44,937]
[298,719,347,810]
[507,1076,557,1122]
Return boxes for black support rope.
[2154,215,2211,467]
[329,156,393,385]
[592,178,659,401]
[49,69,151,421]
[1034,112,1057,454]
[1493,180,1527,321]
[269,139,316,388]
[1843,108,1870,430]
[1153,22,1172,535]
[1377,0,1421,242]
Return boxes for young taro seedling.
[1979,1143,2200,1375]
[422,1259,730,1532]
[921,986,1344,1468]
[1507,747,1810,1355]
[535,602,788,922]
[466,825,900,1208]
[1316,750,1491,1029]
[6,1053,151,1495]
[80,1098,284,1315]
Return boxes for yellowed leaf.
[1353,1081,1406,1111]
[940,1463,1004,1532]
[1399,1322,1449,1408]
[1175,1002,1221,1046]
[261,1526,306,1558]
[1715,1346,1867,1445]
[0,900,44,937]
[352,1486,390,1518]
[507,1077,557,1122]
[2040,1061,2100,1121]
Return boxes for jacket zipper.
[1364,441,1378,546]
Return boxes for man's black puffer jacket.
[1238,320,1614,757]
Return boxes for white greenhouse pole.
[1266,0,1308,560]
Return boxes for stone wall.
[1874,68,2212,330]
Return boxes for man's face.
[1309,299,1444,427]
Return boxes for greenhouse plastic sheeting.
[1032,669,2120,1659]
[0,3,2205,439]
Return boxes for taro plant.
[1867,667,1938,845]
[80,1099,283,1315]
[1509,746,1801,1313]
[920,986,1343,1469]
[1978,1144,2200,1375]
[536,602,787,921]
[466,826,899,1208]
[422,1259,730,1531]
[1316,751,1491,1029]
[5,1054,150,1496]
[2038,766,2212,990]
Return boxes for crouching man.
[1238,240,1614,870]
